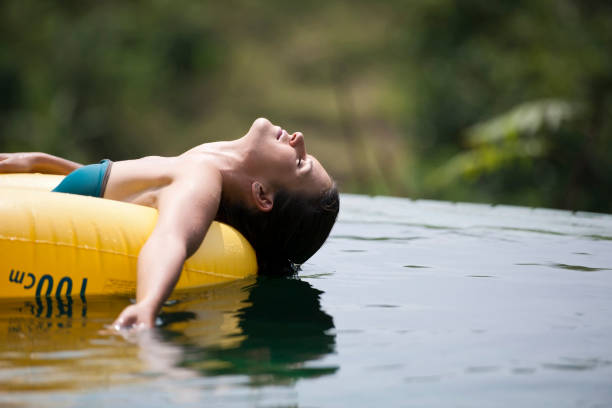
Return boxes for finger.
[99,326,125,336]
[0,160,23,173]
[0,161,15,172]
[113,309,135,330]
[133,322,148,331]
[114,319,133,331]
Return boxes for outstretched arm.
[112,163,222,329]
[0,152,82,174]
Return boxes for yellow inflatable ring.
[0,174,257,299]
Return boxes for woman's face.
[244,118,332,197]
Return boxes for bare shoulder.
[174,154,221,189]
[152,156,222,255]
[159,155,222,206]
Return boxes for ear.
[251,181,274,212]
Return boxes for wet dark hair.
[216,184,339,275]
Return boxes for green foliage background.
[1,0,611,212]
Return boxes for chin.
[246,117,277,144]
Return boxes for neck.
[184,136,255,208]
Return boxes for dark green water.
[2,194,612,407]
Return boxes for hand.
[112,302,157,331]
[0,152,37,173]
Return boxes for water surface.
[2,194,612,407]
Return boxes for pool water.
[1,194,612,407]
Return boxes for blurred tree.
[392,0,612,211]
[0,1,225,160]
[1,0,611,211]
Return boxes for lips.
[276,127,289,141]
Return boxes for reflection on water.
[165,277,337,384]
[0,276,336,395]
[0,296,132,393]
[515,262,610,272]
[2,195,612,407]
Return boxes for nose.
[289,132,307,159]
[252,117,272,132]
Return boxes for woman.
[0,118,340,330]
